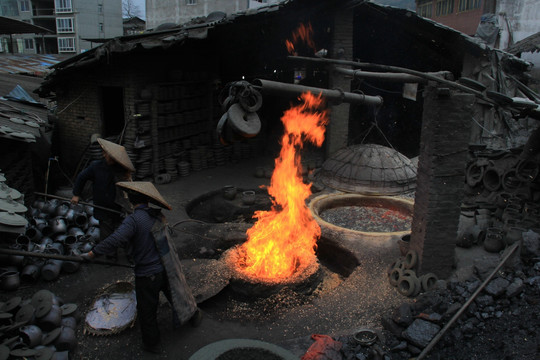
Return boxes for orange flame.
[285,22,317,55]
[236,92,328,280]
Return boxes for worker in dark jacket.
[71,138,135,242]
[80,181,201,354]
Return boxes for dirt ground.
[3,157,537,360]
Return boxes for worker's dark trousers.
[135,270,173,346]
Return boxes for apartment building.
[0,0,123,54]
[146,0,280,30]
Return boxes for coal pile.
[309,250,540,360]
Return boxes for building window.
[20,1,30,12]
[436,0,454,16]
[98,4,103,13]
[24,38,34,49]
[417,1,432,18]
[99,23,104,32]
[458,0,481,12]
[58,37,75,52]
[186,0,197,5]
[56,18,73,33]
[55,0,72,13]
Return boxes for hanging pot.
[88,215,99,227]
[25,226,43,243]
[73,213,88,228]
[54,326,77,352]
[84,205,94,216]
[40,236,54,247]
[41,260,63,281]
[54,203,70,218]
[0,271,20,291]
[60,316,77,330]
[42,200,58,216]
[46,242,64,255]
[67,227,84,238]
[36,303,62,330]
[49,218,67,235]
[85,226,100,243]
[64,209,76,223]
[21,264,41,283]
[16,234,34,251]
[32,198,46,210]
[37,222,54,237]
[19,325,43,348]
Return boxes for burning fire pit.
[222,246,322,297]
[309,193,414,259]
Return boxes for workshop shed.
[36,0,537,180]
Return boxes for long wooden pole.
[0,247,133,268]
[34,192,123,215]
[417,242,520,359]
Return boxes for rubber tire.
[420,273,438,292]
[397,275,418,297]
[403,250,418,269]
[388,268,402,287]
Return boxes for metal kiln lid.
[315,144,417,195]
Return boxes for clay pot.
[61,316,77,330]
[0,271,20,291]
[222,185,237,200]
[49,218,67,235]
[54,326,77,351]
[242,190,256,205]
[85,226,100,242]
[484,233,505,253]
[21,264,41,283]
[504,226,526,246]
[41,260,63,281]
[37,305,62,331]
[55,203,70,218]
[19,325,43,348]
[25,226,42,243]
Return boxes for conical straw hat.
[97,138,136,172]
[116,181,172,210]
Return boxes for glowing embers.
[223,246,322,297]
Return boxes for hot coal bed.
[182,188,412,323]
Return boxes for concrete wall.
[74,0,123,52]
[498,0,540,69]
[146,0,279,29]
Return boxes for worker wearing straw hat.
[80,181,201,354]
[71,138,135,244]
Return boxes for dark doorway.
[101,86,125,137]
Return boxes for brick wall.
[410,86,475,279]
[327,8,353,157]
[55,65,159,173]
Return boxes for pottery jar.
[222,185,237,200]
[0,271,20,291]
[504,227,526,246]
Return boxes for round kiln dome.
[315,144,417,195]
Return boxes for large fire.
[285,22,317,55]
[235,92,329,281]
